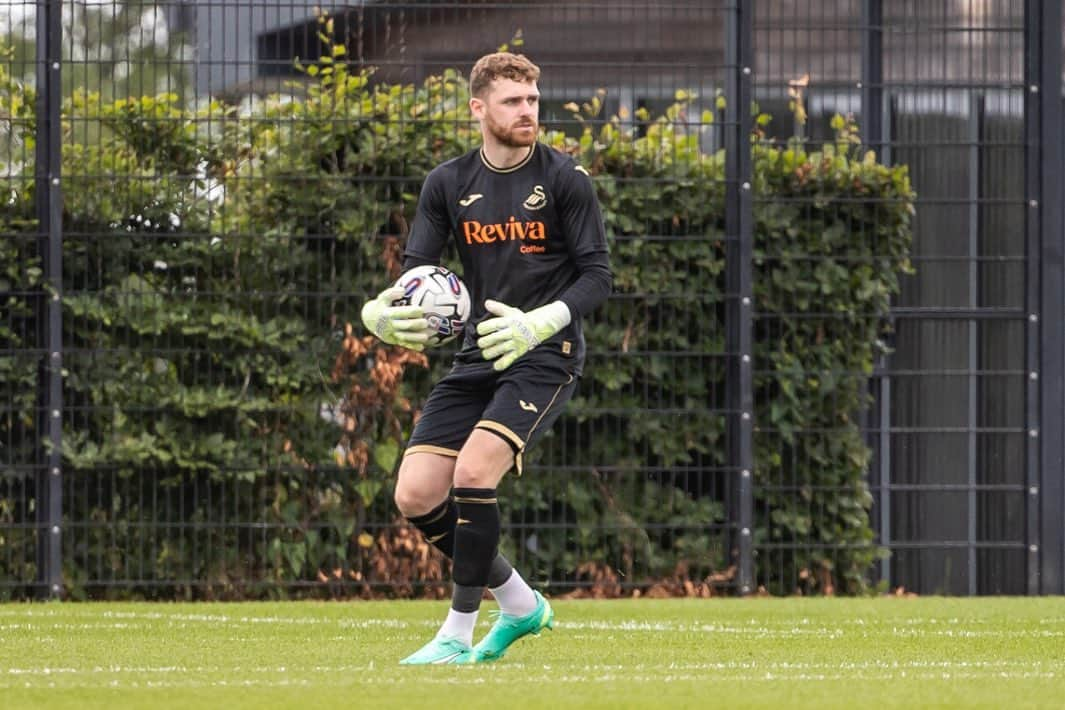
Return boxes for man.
[361,52,612,665]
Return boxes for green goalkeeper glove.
[360,286,431,351]
[476,299,571,371]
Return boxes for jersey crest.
[522,185,547,211]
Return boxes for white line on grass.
[1,669,1059,690]
[3,658,1060,677]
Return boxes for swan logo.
[522,185,547,211]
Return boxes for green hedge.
[0,33,913,598]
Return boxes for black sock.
[408,497,513,588]
[450,487,501,611]
[408,499,457,557]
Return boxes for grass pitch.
[1,596,1062,709]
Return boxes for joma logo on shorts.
[462,217,546,245]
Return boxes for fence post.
[725,0,754,595]
[34,0,63,599]
[860,1,883,152]
[860,0,893,589]
[1025,0,1064,595]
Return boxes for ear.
[469,95,485,120]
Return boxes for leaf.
[355,480,382,508]
[372,440,399,473]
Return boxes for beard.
[485,115,538,147]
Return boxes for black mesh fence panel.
[0,0,1057,598]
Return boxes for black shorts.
[406,352,578,475]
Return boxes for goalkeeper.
[361,52,612,665]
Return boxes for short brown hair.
[469,52,540,98]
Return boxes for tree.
[1,1,192,108]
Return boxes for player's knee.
[452,459,498,489]
[393,484,434,518]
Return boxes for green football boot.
[398,636,472,665]
[465,591,554,663]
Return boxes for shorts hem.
[405,444,461,458]
[475,420,525,451]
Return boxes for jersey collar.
[479,143,536,173]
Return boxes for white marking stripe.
[3,658,1060,676]
[0,670,1059,689]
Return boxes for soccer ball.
[392,265,471,347]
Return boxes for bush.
[0,28,913,598]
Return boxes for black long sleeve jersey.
[403,142,613,373]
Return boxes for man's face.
[471,78,539,148]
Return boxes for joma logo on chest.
[462,217,546,244]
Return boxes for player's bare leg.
[394,451,455,519]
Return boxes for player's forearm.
[557,257,612,318]
[402,252,440,271]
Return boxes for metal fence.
[1,0,1062,598]
[752,1,1062,595]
